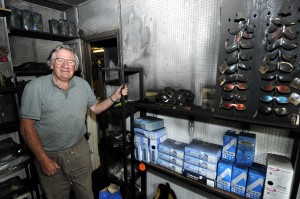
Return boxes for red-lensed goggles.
[221,103,246,111]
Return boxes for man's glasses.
[261,85,291,94]
[259,95,289,104]
[55,58,76,67]
[222,93,248,102]
[223,83,248,91]
[220,103,246,111]
[257,105,290,116]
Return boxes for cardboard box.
[263,154,294,199]
[158,139,187,159]
[158,151,184,167]
[157,158,183,174]
[185,139,222,163]
[236,132,256,166]
[149,134,168,164]
[183,170,215,188]
[184,155,217,171]
[134,127,166,139]
[246,163,266,199]
[134,116,164,131]
[183,162,217,180]
[217,159,233,192]
[222,130,238,162]
[231,163,248,197]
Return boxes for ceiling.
[23,0,90,11]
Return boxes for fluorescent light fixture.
[92,48,104,53]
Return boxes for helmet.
[174,89,195,106]
[155,87,176,105]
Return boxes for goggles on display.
[266,61,294,73]
[259,95,289,104]
[223,83,248,91]
[219,73,250,86]
[219,62,251,75]
[222,93,248,102]
[261,85,291,94]
[261,73,292,82]
[258,105,289,116]
[221,103,246,111]
[266,38,298,51]
[290,78,300,90]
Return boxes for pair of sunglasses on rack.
[219,74,250,86]
[266,38,298,52]
[259,95,289,104]
[222,93,248,102]
[261,73,293,82]
[256,105,289,116]
[223,83,248,91]
[226,51,252,65]
[219,62,251,74]
[220,103,246,111]
[261,85,291,93]
[260,61,294,74]
[265,48,295,62]
[225,37,253,53]
[267,26,297,43]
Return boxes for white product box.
[149,134,168,164]
[158,139,187,159]
[157,158,183,174]
[263,154,294,199]
[142,136,150,162]
[134,134,143,161]
[158,152,184,167]
[184,155,218,171]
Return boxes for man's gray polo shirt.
[20,74,98,151]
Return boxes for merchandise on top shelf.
[49,19,59,34]
[32,12,43,31]
[263,154,293,199]
[20,10,33,30]
[59,19,69,36]
[6,6,21,28]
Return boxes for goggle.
[267,27,297,43]
[219,74,250,86]
[223,83,248,91]
[261,73,292,82]
[266,38,298,52]
[222,93,248,102]
[261,85,291,93]
[265,62,294,73]
[219,62,251,74]
[271,17,296,26]
[265,49,293,63]
[221,103,246,111]
[226,51,252,65]
[257,105,290,116]
[259,95,289,104]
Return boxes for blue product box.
[185,139,222,163]
[149,134,168,164]
[246,163,266,199]
[134,134,143,161]
[217,159,233,192]
[183,170,215,188]
[158,152,184,167]
[134,127,166,139]
[231,163,248,197]
[142,136,150,162]
[236,132,256,166]
[222,130,238,162]
[183,162,217,180]
[184,155,217,171]
[158,139,187,159]
[157,158,183,174]
[134,116,164,131]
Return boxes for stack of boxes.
[157,139,187,174]
[217,130,266,199]
[134,116,167,163]
[183,139,222,187]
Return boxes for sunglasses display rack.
[214,0,300,129]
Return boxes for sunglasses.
[219,62,251,74]
[221,103,246,111]
[223,83,248,91]
[261,73,292,82]
[257,105,290,116]
[261,85,291,93]
[266,62,294,73]
[222,93,248,101]
[259,95,289,104]
[271,17,296,26]
[219,74,250,86]
[266,38,298,52]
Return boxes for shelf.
[144,162,245,199]
[9,27,77,42]
[0,8,11,17]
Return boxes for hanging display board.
[214,0,300,128]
